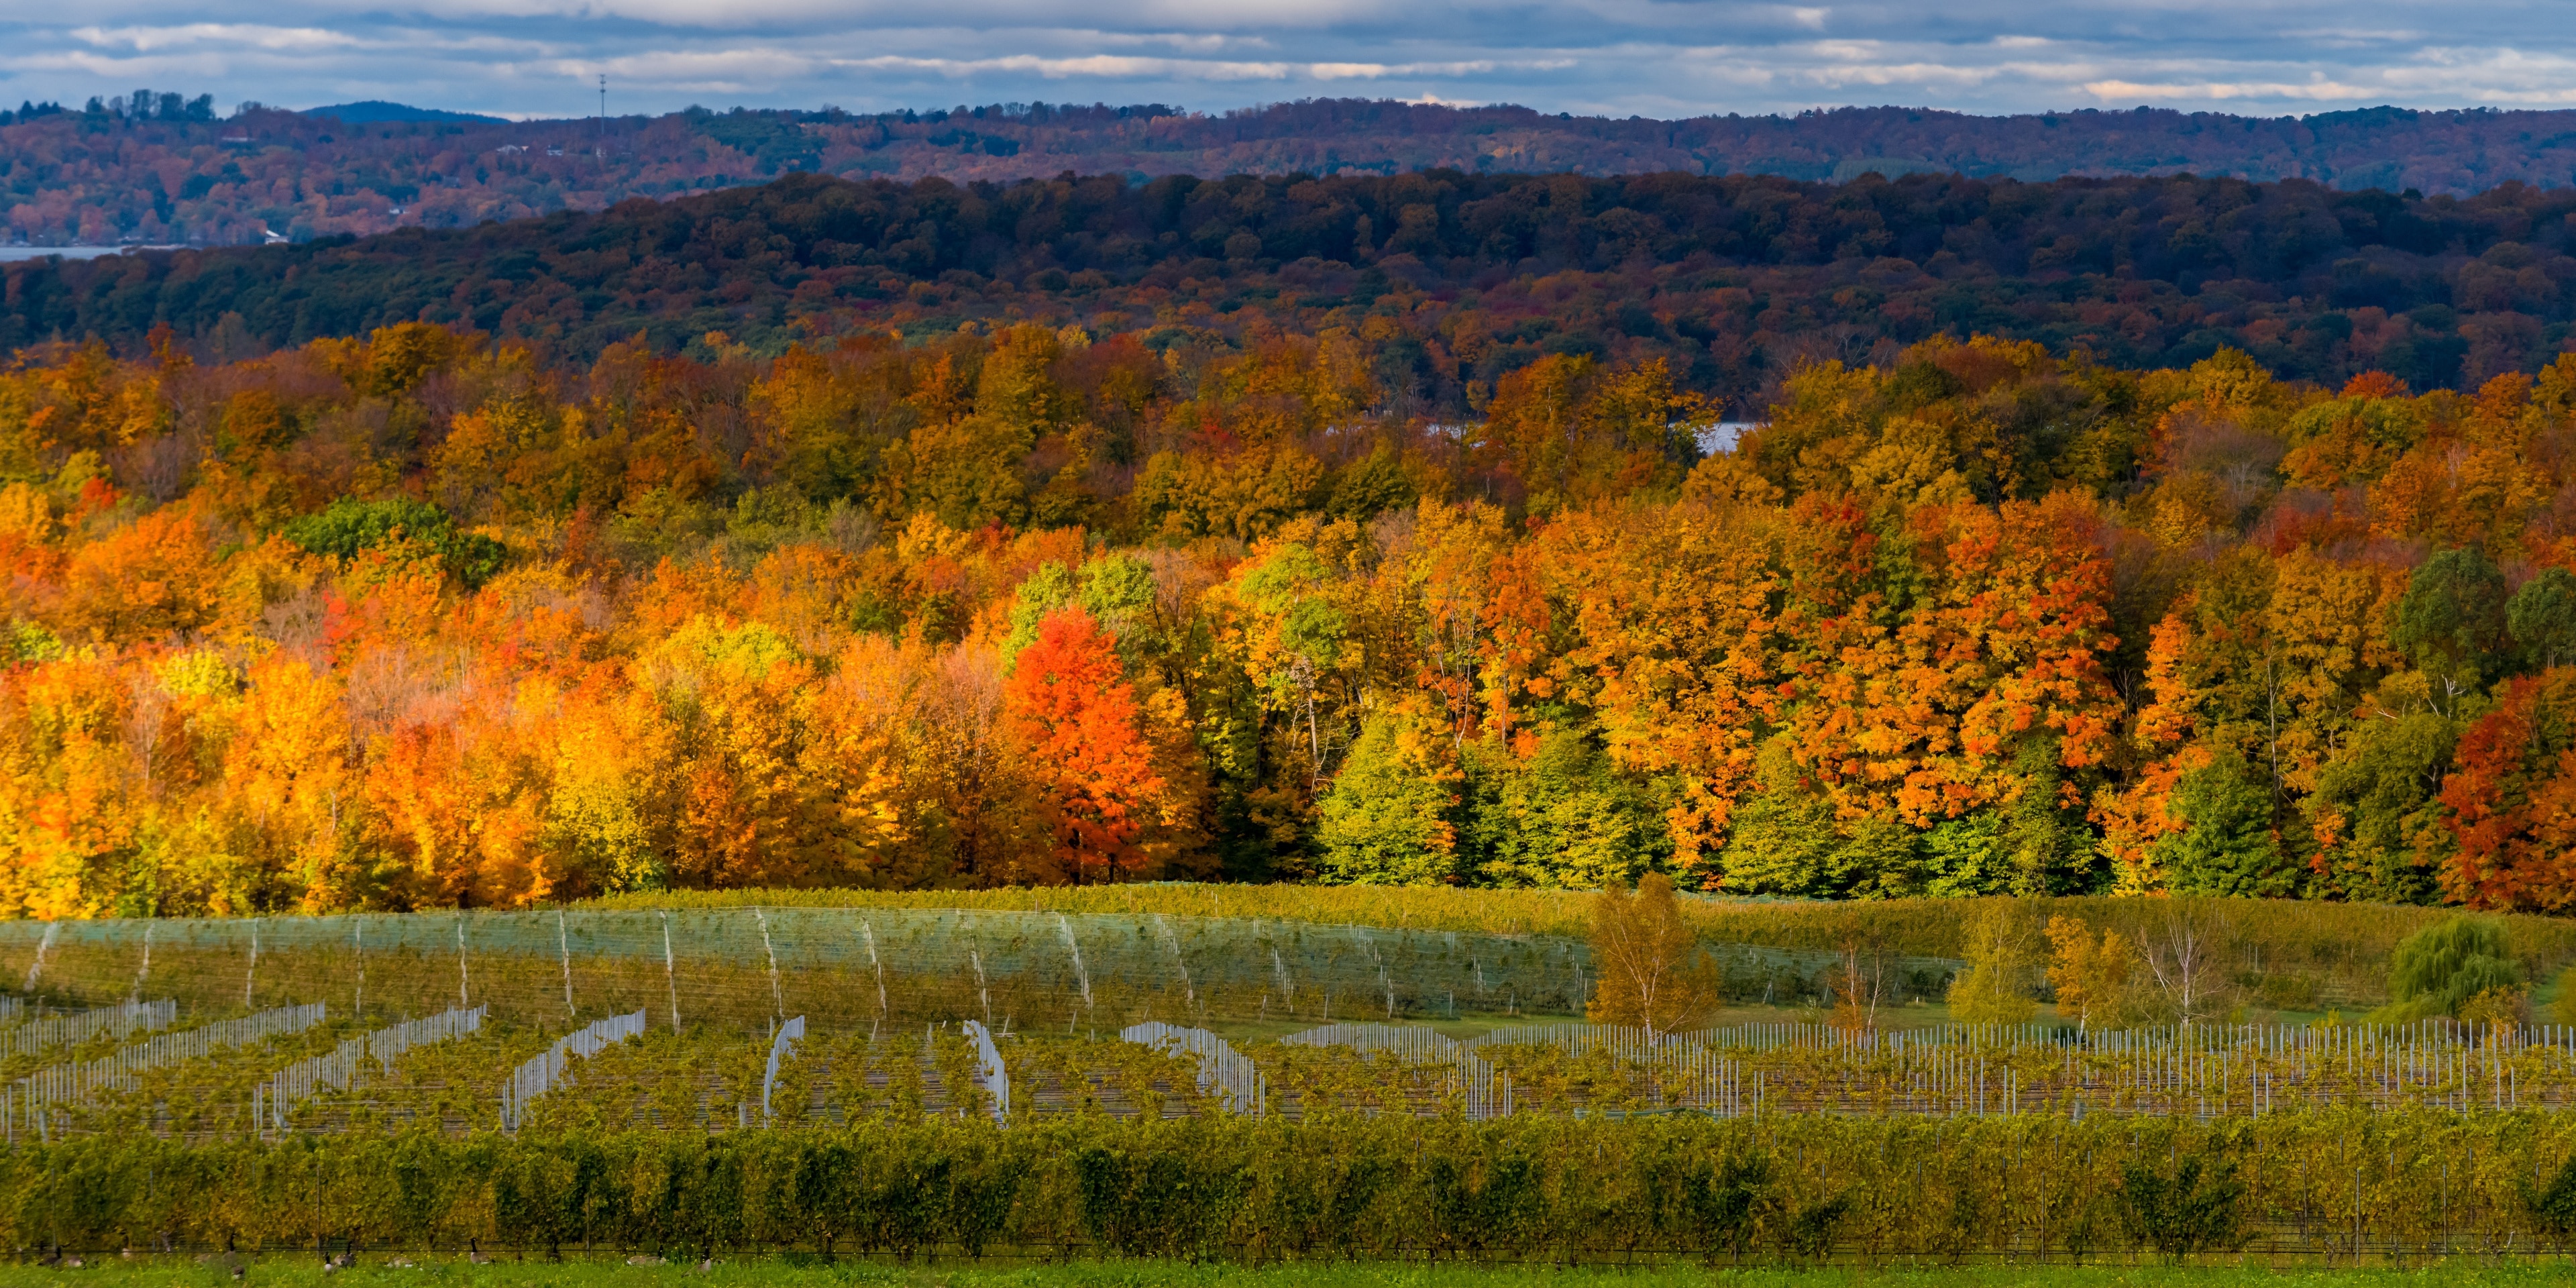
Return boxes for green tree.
[1922,812,2008,898]
[1994,737,2100,895]
[2152,753,2296,897]
[1315,714,1464,884]
[283,496,507,588]
[1719,743,1927,898]
[1463,731,1671,890]
[2304,711,2455,904]
[2508,568,2576,672]
[2372,916,2522,1022]
[2392,547,2510,708]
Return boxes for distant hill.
[303,101,506,125]
[5,168,2571,399]
[5,95,2576,249]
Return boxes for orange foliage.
[1004,608,1166,883]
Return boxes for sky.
[3,0,2574,123]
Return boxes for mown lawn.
[22,1258,2576,1288]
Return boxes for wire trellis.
[0,908,1951,1037]
[254,1005,488,1138]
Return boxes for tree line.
[8,307,2576,914]
[6,167,2575,413]
[11,96,2576,248]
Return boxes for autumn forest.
[3,160,2576,921]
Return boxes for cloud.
[0,0,2571,121]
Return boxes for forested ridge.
[11,95,2576,248]
[9,257,2576,916]
[9,168,2576,405]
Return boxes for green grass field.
[21,1258,2576,1288]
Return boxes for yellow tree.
[2044,914,2138,1033]
[1586,872,1721,1039]
[1529,500,1782,882]
[1945,900,2040,1024]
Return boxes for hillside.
[303,101,506,125]
[7,168,2575,400]
[9,286,2576,916]
[6,97,2576,249]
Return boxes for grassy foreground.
[21,1260,2576,1287]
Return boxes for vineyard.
[576,887,2576,1012]
[6,904,2576,1264]
[13,1112,2576,1265]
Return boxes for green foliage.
[1325,443,1418,521]
[1677,1154,1772,1261]
[10,160,2573,392]
[1780,1195,1853,1262]
[1004,555,1159,661]
[1719,744,1924,899]
[2526,1152,2576,1245]
[2510,568,2576,672]
[1462,732,1670,890]
[1236,545,1346,676]
[2394,547,2512,687]
[1078,1146,1246,1259]
[2152,753,2294,898]
[1316,716,1464,885]
[1994,740,2100,896]
[1922,812,2008,898]
[2378,916,2523,1021]
[1,616,64,665]
[2304,711,2455,904]
[686,108,824,176]
[282,496,506,588]
[2117,1152,2245,1262]
[1945,900,2039,1024]
[18,1093,2576,1266]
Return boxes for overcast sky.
[4,0,2573,122]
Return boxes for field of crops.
[572,888,2576,1012]
[12,1112,2576,1264]
[0,904,1985,1042]
[30,1260,2576,1286]
[8,898,2576,1266]
[23,1263,2576,1287]
[6,900,2569,1143]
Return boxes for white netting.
[0,999,175,1059]
[499,1010,645,1130]
[962,1019,1009,1122]
[254,1005,488,1134]
[760,1015,806,1123]
[0,906,1933,1033]
[9,1002,324,1138]
[1122,1021,1266,1116]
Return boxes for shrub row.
[10,1111,2576,1263]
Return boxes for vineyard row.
[6,1112,2576,1265]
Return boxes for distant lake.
[0,246,180,262]
[1697,421,1760,453]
